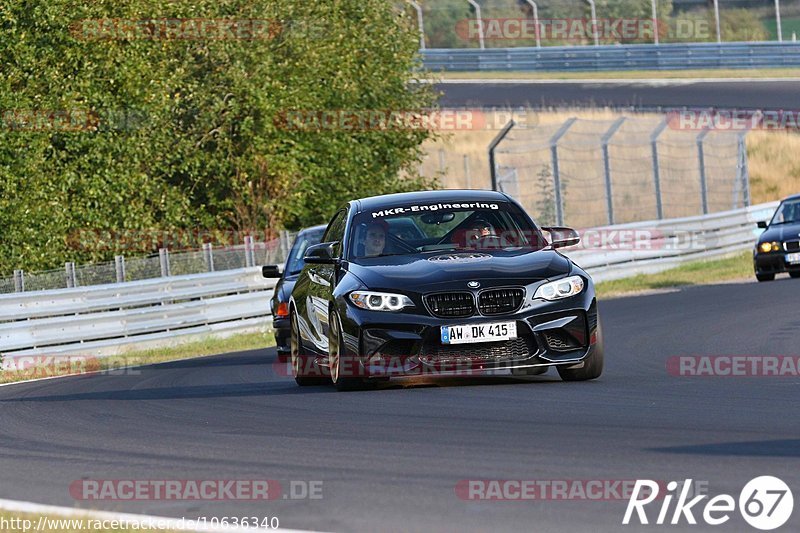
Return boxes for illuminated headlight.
[758,242,780,253]
[534,276,585,301]
[349,291,414,312]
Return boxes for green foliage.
[0,0,438,275]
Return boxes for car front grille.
[425,292,475,318]
[478,288,525,316]
[420,336,538,365]
[785,241,800,252]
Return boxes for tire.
[328,310,367,392]
[756,273,776,282]
[290,311,328,386]
[790,272,800,279]
[557,321,604,382]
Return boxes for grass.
[595,251,753,298]
[0,330,274,385]
[434,68,800,80]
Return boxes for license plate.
[787,253,800,264]
[441,322,517,345]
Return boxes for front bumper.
[273,317,290,354]
[338,295,600,379]
[754,252,800,275]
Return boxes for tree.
[0,0,438,275]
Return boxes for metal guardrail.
[0,268,276,360]
[0,202,779,362]
[567,201,779,282]
[423,42,800,72]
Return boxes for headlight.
[349,291,414,312]
[758,242,780,253]
[534,276,585,301]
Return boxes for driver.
[363,220,389,257]
[466,217,496,244]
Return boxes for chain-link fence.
[1,234,294,295]
[422,115,749,229]
[408,0,800,49]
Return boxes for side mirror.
[543,227,581,249]
[304,242,338,265]
[757,221,768,229]
[262,265,282,279]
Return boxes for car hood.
[347,250,572,292]
[760,222,800,243]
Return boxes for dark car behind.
[754,194,800,281]
[263,225,326,357]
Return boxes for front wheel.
[756,273,776,282]
[557,321,604,382]
[328,311,368,392]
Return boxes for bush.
[0,0,438,275]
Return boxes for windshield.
[285,229,325,275]
[349,201,545,260]
[770,200,800,225]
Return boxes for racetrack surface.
[437,79,800,110]
[1,278,799,532]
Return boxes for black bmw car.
[754,193,800,282]
[263,225,326,358]
[289,190,603,391]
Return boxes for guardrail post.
[467,0,485,49]
[601,117,626,225]
[407,0,426,50]
[651,0,659,45]
[13,270,24,293]
[159,248,171,277]
[549,118,577,226]
[524,0,541,48]
[203,243,215,272]
[244,236,255,268]
[697,129,710,215]
[488,119,516,192]
[115,255,126,283]
[585,0,599,46]
[650,118,668,220]
[65,262,77,288]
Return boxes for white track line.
[0,498,319,532]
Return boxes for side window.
[323,209,348,257]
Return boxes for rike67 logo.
[624,476,794,530]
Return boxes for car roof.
[297,224,328,236]
[352,189,510,214]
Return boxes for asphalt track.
[437,79,800,110]
[1,278,799,532]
